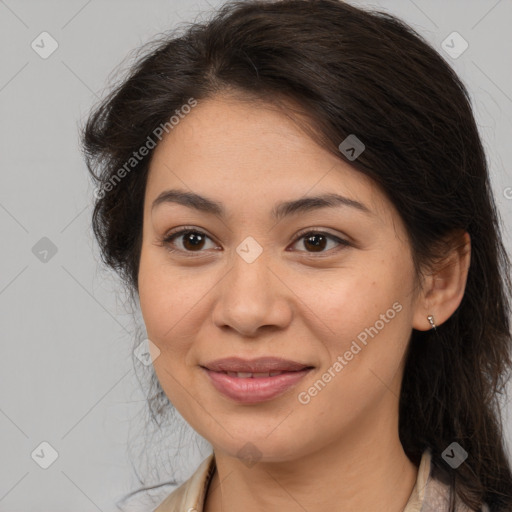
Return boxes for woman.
[81,0,512,511]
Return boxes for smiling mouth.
[201,366,314,404]
[219,370,300,378]
[201,356,313,373]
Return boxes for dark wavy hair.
[81,0,512,510]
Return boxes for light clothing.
[154,449,481,511]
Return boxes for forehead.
[145,95,393,224]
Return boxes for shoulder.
[153,453,215,512]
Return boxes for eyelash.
[158,226,351,257]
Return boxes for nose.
[211,251,293,338]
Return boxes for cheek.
[138,250,194,352]
[298,269,402,340]
[299,261,414,391]
[139,267,200,407]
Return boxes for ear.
[412,230,471,331]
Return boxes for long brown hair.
[81,1,512,509]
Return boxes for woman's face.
[138,95,426,462]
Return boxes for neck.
[204,405,418,512]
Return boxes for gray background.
[1,0,511,510]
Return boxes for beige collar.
[154,449,445,512]
[403,449,431,511]
[154,452,215,512]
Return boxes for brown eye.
[161,228,349,256]
[303,233,328,252]
[290,231,350,254]
[162,229,217,253]
[181,231,207,251]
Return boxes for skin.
[137,93,471,512]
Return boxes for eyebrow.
[151,188,372,219]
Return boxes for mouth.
[200,357,314,404]
[215,370,300,378]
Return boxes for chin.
[208,429,317,464]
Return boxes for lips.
[202,356,311,373]
[225,370,288,378]
[201,357,314,403]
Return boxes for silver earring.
[427,315,436,330]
